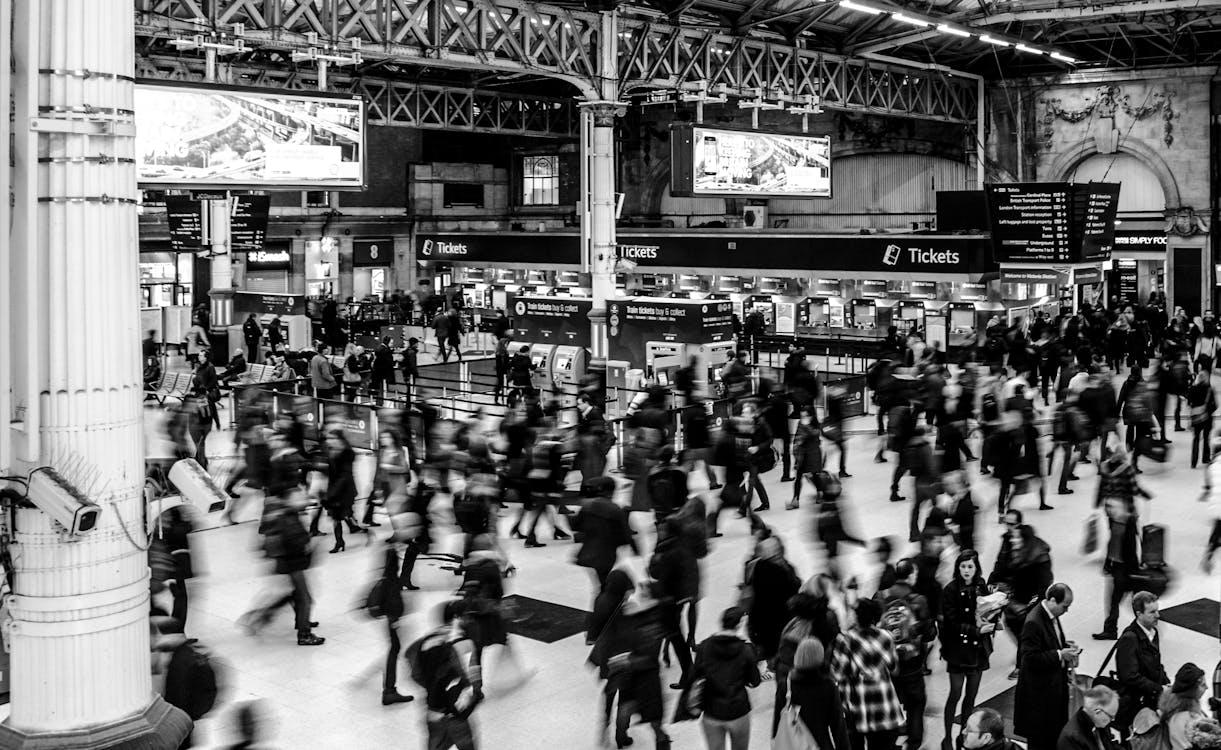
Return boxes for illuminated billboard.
[135,80,365,189]
[671,125,831,198]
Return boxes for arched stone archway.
[1045,136,1181,211]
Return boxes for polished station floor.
[133,400,1221,748]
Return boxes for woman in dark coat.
[743,534,801,670]
[988,519,1053,677]
[587,569,636,746]
[940,549,997,750]
[323,430,363,553]
[787,638,851,750]
[788,406,823,509]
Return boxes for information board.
[909,281,937,299]
[986,183,1073,263]
[229,195,270,251]
[1075,184,1121,261]
[986,182,1120,264]
[166,196,204,252]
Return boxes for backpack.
[980,390,1000,423]
[880,597,918,660]
[365,577,389,619]
[1052,404,1071,442]
[1066,404,1095,442]
[405,635,429,687]
[177,640,221,720]
[647,468,683,516]
[1128,709,1171,750]
[1123,383,1152,424]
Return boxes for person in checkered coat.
[828,597,906,750]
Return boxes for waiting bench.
[145,371,192,405]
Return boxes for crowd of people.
[143,297,1221,750]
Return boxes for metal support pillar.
[2,1,191,746]
[208,198,234,333]
[583,10,625,358]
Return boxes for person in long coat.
[322,430,363,552]
[743,534,801,670]
[1014,583,1078,750]
[988,518,1054,675]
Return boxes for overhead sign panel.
[671,124,832,198]
[166,196,204,252]
[135,80,365,190]
[986,183,1073,263]
[985,182,1121,264]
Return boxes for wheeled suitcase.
[1141,523,1166,569]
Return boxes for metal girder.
[617,19,977,122]
[961,0,1221,24]
[135,54,578,137]
[134,0,603,98]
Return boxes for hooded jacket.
[571,497,636,570]
[692,632,761,720]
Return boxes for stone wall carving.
[1038,84,1175,154]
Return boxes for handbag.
[1082,510,1101,556]
[773,692,818,750]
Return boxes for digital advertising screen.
[671,125,831,198]
[136,80,365,189]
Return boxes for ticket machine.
[694,340,737,395]
[948,303,978,348]
[551,345,589,406]
[897,300,927,333]
[646,341,685,386]
[509,340,555,391]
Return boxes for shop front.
[1106,228,1168,308]
[612,232,999,350]
[242,243,293,294]
[353,239,393,301]
[414,232,585,317]
[413,230,1001,350]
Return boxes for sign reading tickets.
[509,295,593,347]
[233,291,306,316]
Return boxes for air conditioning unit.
[742,204,768,229]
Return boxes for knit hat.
[794,638,824,670]
[1172,663,1205,695]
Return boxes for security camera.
[168,459,228,512]
[27,469,102,536]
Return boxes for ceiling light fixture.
[890,12,930,27]
[839,0,883,14]
[1049,52,1077,64]
[1014,43,1040,54]
[937,24,971,38]
[979,34,1009,47]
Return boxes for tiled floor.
[143,393,1221,750]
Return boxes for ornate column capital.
[581,100,628,126]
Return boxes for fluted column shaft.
[5,0,161,736]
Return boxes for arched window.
[521,155,560,206]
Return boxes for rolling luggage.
[1141,523,1166,569]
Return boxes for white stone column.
[3,0,190,746]
[582,101,625,359]
[209,198,235,331]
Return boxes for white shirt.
[1137,621,1157,645]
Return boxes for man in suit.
[1015,583,1082,750]
[1114,591,1168,736]
[1057,685,1121,750]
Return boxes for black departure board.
[229,194,271,251]
[986,182,1120,264]
[1075,183,1120,262]
[986,183,1072,263]
[166,196,204,252]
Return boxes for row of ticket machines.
[507,341,590,403]
[507,338,738,411]
[750,296,1002,348]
